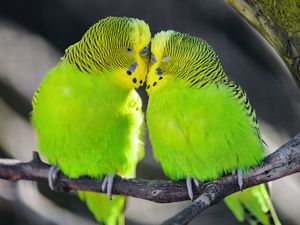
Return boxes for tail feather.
[224,184,281,225]
[78,191,125,225]
[244,208,277,225]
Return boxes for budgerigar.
[31,17,151,225]
[146,30,280,225]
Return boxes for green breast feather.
[146,30,280,225]
[32,62,144,178]
[31,62,144,225]
[31,16,150,225]
[147,81,263,180]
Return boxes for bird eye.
[162,55,169,62]
[151,54,157,63]
[140,45,149,56]
[126,48,133,53]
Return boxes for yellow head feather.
[146,30,225,94]
[64,16,151,89]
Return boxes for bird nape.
[146,30,281,225]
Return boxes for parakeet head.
[146,30,223,94]
[64,16,151,89]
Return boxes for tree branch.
[162,132,300,225]
[227,0,300,86]
[0,133,300,225]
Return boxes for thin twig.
[162,183,222,225]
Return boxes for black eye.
[126,48,133,53]
[140,45,149,56]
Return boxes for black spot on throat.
[132,78,137,83]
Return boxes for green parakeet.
[146,30,280,225]
[31,17,151,225]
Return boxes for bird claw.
[237,169,243,191]
[193,178,200,188]
[186,177,201,201]
[231,169,243,191]
[101,174,114,200]
[48,165,60,191]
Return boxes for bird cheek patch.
[140,45,149,56]
[156,67,163,75]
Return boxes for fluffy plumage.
[146,30,280,225]
[31,17,151,225]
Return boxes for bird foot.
[101,174,114,200]
[231,169,243,191]
[237,169,243,191]
[48,165,62,191]
[186,177,201,201]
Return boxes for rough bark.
[227,0,300,86]
[0,133,299,224]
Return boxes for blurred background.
[0,0,300,224]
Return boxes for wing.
[224,80,262,141]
